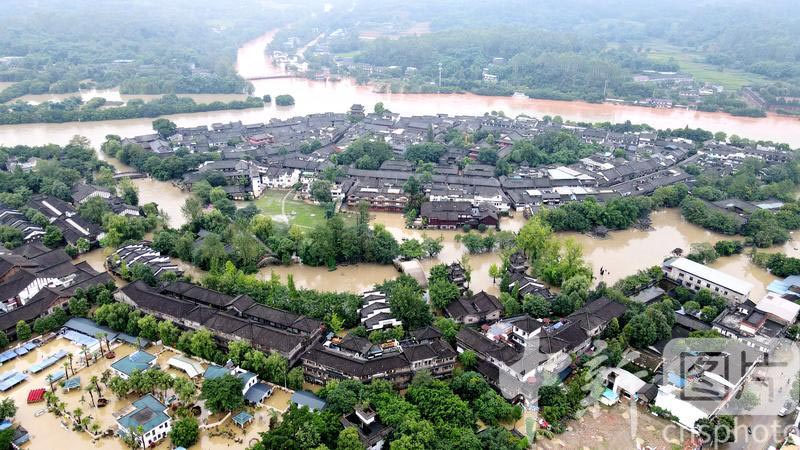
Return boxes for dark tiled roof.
[566,296,626,333]
[445,291,502,320]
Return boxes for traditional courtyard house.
[444,291,503,324]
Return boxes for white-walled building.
[662,257,753,303]
[116,394,171,447]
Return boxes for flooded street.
[2,337,287,450]
[567,208,794,299]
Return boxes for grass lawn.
[247,189,326,229]
[334,50,362,58]
[645,43,768,90]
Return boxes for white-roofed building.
[166,355,205,378]
[662,257,753,303]
[755,293,800,325]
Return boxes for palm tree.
[91,375,101,394]
[85,384,96,408]
[63,361,71,379]
[91,422,101,436]
[95,332,107,354]
[46,374,55,392]
[72,407,83,423]
[67,352,75,375]
[100,369,111,389]
[80,416,91,431]
[80,344,90,367]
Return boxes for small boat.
[34,409,46,417]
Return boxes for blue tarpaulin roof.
[667,372,687,388]
[29,349,68,374]
[14,347,28,356]
[602,388,619,401]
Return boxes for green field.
[645,43,767,90]
[246,189,326,229]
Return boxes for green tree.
[336,427,364,450]
[200,374,244,414]
[15,320,31,341]
[399,239,425,260]
[0,398,17,420]
[42,225,63,248]
[152,118,177,138]
[310,179,333,204]
[264,352,289,385]
[137,315,159,341]
[388,279,432,330]
[695,416,735,446]
[170,416,199,448]
[428,279,460,309]
[458,350,477,369]
[157,320,180,347]
[488,263,500,284]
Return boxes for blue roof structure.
[0,420,11,431]
[29,349,68,373]
[291,391,326,411]
[232,411,254,427]
[62,329,99,348]
[244,382,273,404]
[0,372,27,391]
[767,275,800,296]
[667,372,687,388]
[117,394,170,434]
[62,376,81,391]
[62,317,149,348]
[0,349,18,363]
[48,369,66,382]
[602,388,619,402]
[236,370,257,385]
[111,350,156,377]
[203,365,229,380]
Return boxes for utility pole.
[438,62,442,94]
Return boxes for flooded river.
[2,30,800,147]
[2,25,797,298]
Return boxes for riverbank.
[0,95,264,125]
[1,29,800,147]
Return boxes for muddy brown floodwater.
[3,338,286,450]
[2,29,800,148]
[172,206,791,300]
